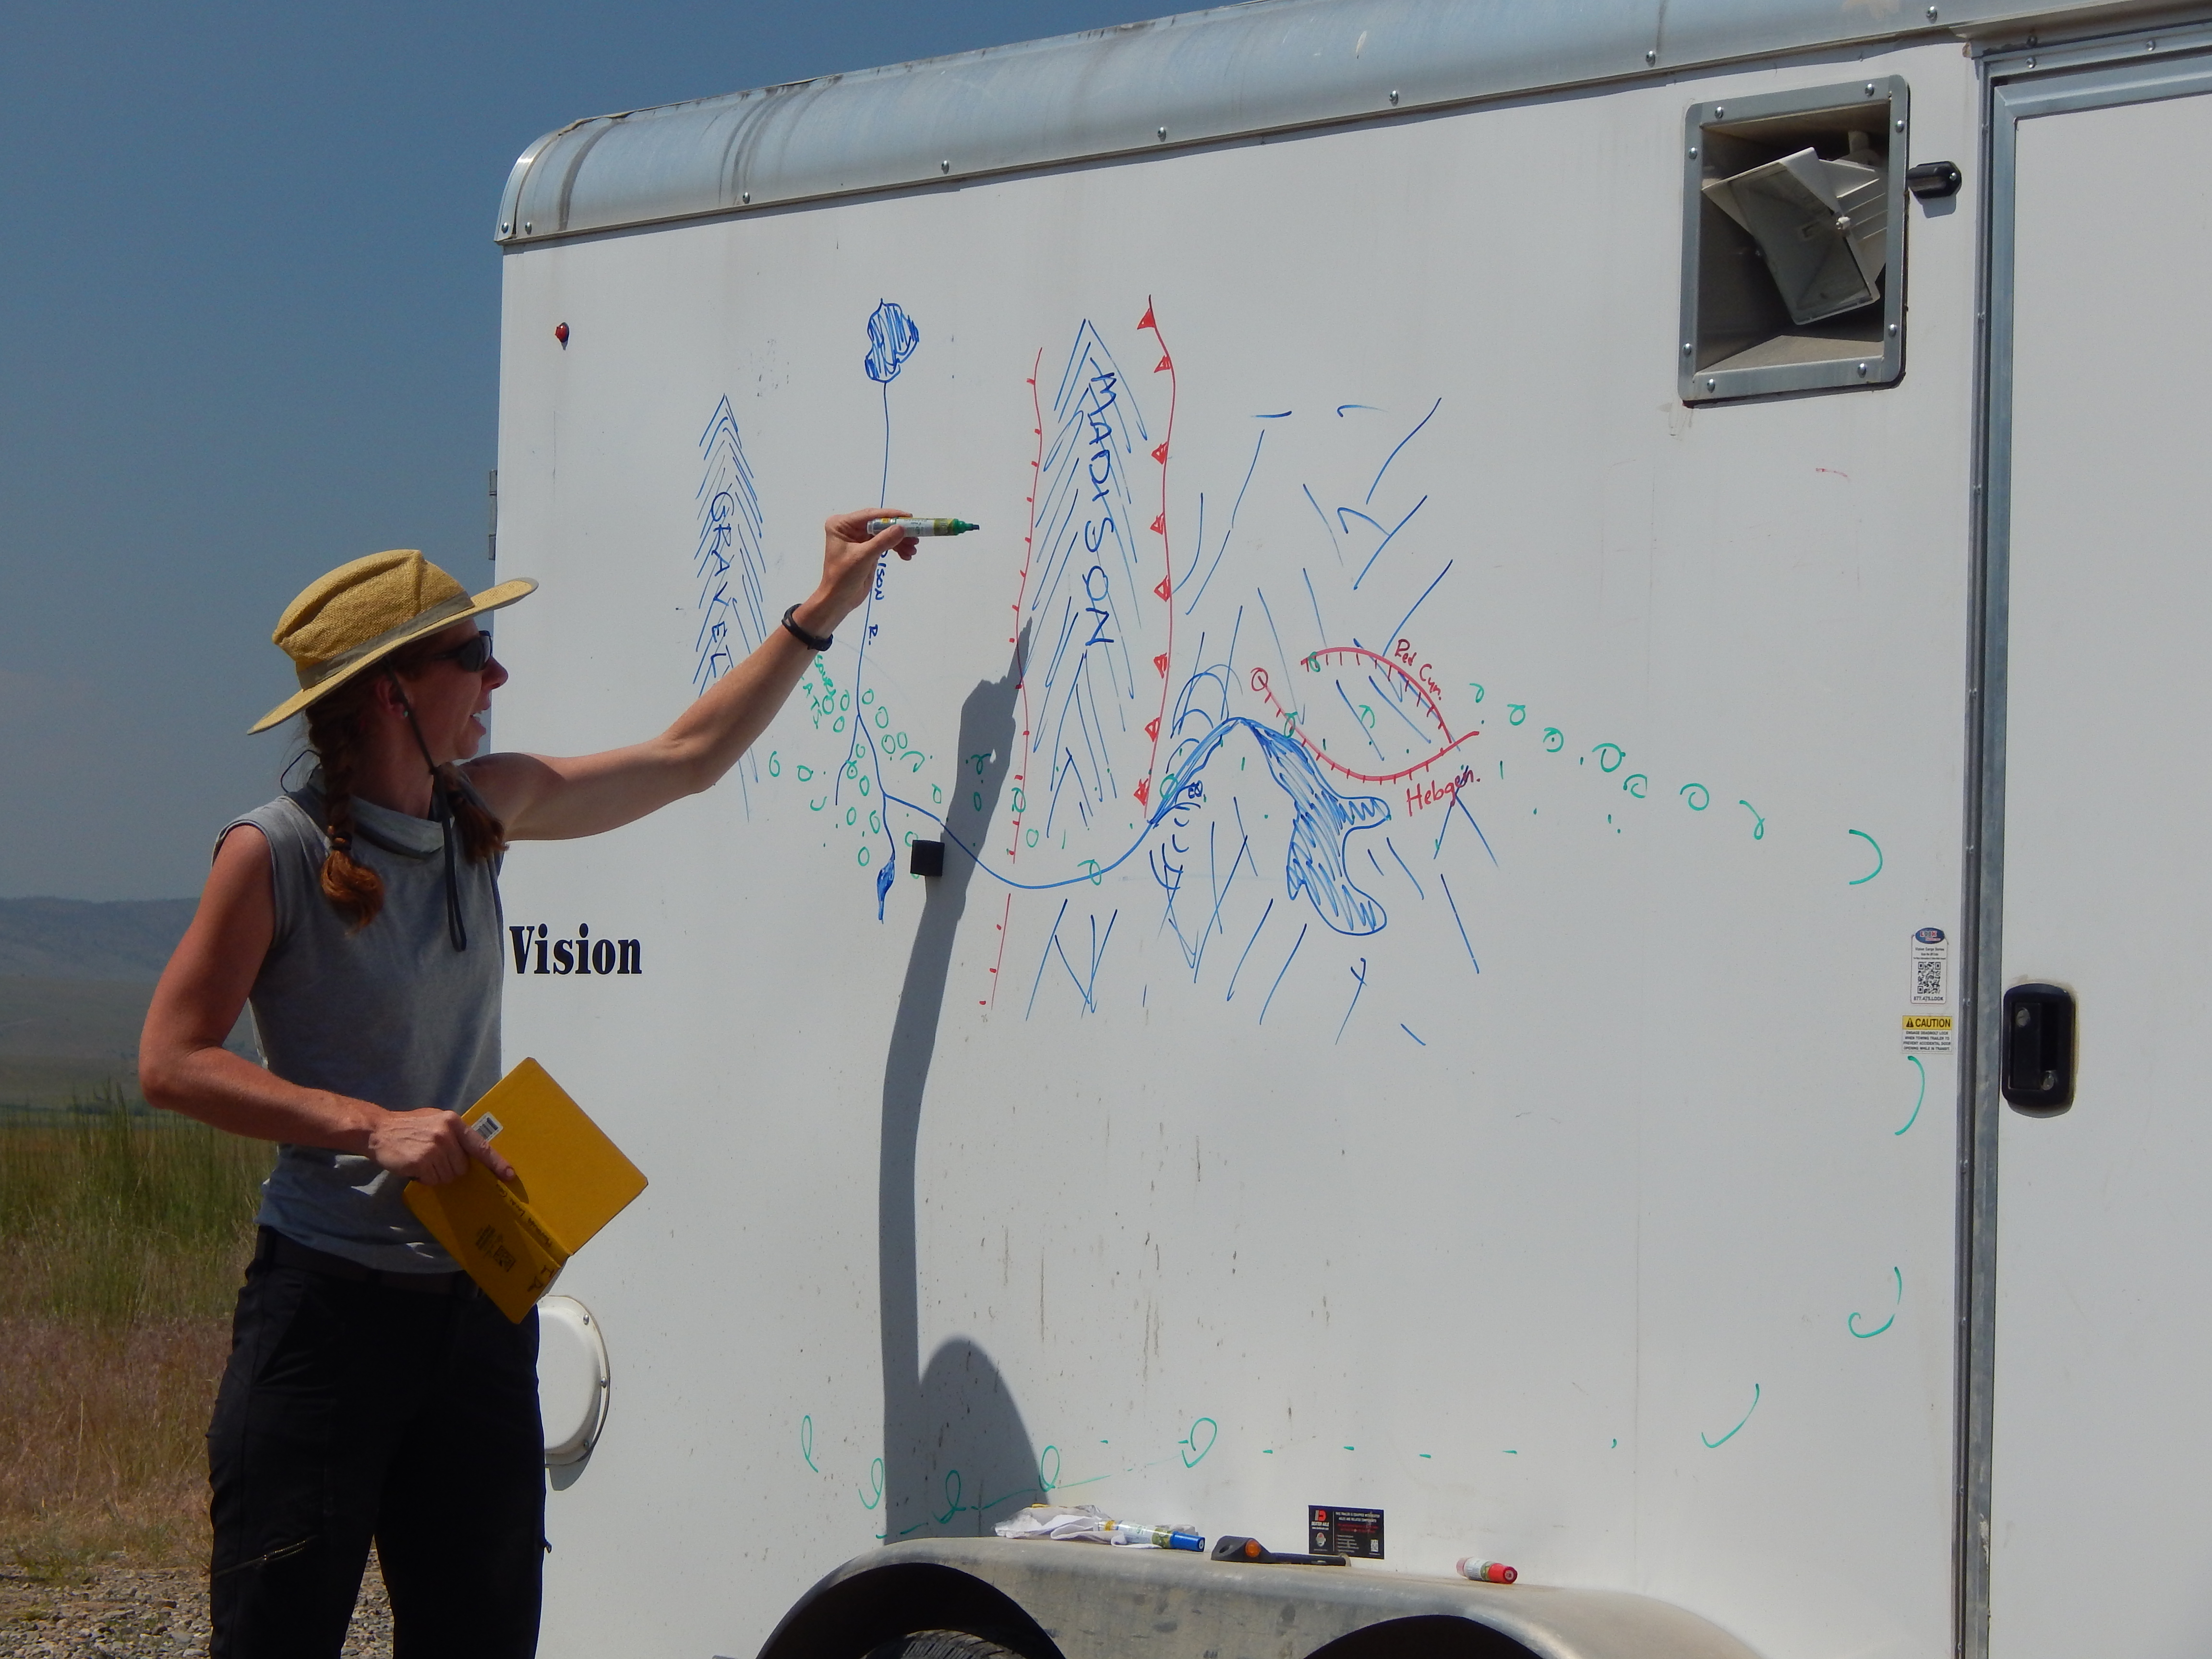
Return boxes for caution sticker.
[1902,1014,1954,1055]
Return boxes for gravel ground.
[0,1553,394,1658]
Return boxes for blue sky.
[0,1,1155,901]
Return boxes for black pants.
[208,1237,544,1659]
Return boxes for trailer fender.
[756,1539,1763,1659]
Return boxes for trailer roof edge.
[494,0,2188,245]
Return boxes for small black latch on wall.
[1906,160,1963,199]
[2002,982,2077,1112]
[910,839,946,878]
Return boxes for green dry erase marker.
[866,517,980,537]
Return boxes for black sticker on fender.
[1310,1505,1384,1559]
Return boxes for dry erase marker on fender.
[1456,1559,1518,1584]
[866,517,980,536]
[1108,1520,1205,1551]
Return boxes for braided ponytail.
[434,761,507,865]
[298,636,509,932]
[303,681,385,931]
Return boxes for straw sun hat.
[249,550,536,734]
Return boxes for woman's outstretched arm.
[468,508,914,842]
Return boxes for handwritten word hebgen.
[1406,765,1474,817]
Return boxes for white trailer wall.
[491,37,1980,1659]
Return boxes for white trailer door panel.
[1991,66,2212,1658]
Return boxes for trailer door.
[1985,49,2212,1659]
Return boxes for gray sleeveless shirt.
[223,778,503,1272]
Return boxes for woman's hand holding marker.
[864,517,980,538]
[794,510,920,639]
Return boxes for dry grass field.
[0,1095,263,1578]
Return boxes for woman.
[140,508,916,1659]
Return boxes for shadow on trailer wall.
[878,648,1036,1544]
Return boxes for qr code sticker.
[1911,956,1947,1004]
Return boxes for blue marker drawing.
[1026,898,1118,1017]
[1185,429,1266,613]
[1384,837,1424,898]
[1336,957,1368,1043]
[864,301,922,501]
[1346,496,1429,590]
[853,331,1504,1033]
[1431,789,1497,867]
[1385,560,1453,648]
[691,399,771,693]
[1024,322,1155,862]
[1437,871,1479,971]
[765,301,1798,1057]
[1366,397,1441,504]
[1258,924,1309,1023]
[1223,899,1276,1002]
[691,398,772,817]
[1302,483,1345,567]
[843,301,926,914]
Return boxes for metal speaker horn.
[1701,136,1888,325]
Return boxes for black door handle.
[2002,983,2076,1112]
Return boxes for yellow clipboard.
[402,1058,648,1322]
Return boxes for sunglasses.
[423,631,495,673]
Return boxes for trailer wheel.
[864,1631,1029,1659]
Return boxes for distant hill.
[0,897,268,1108]
[0,897,200,980]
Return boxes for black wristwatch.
[781,603,833,653]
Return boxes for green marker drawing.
[1899,1055,1925,1135]
[1738,800,1766,840]
[1701,1384,1760,1448]
[1180,1418,1218,1467]
[866,517,980,536]
[1849,1268,1903,1338]
[1848,829,1884,884]
[801,1413,818,1472]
